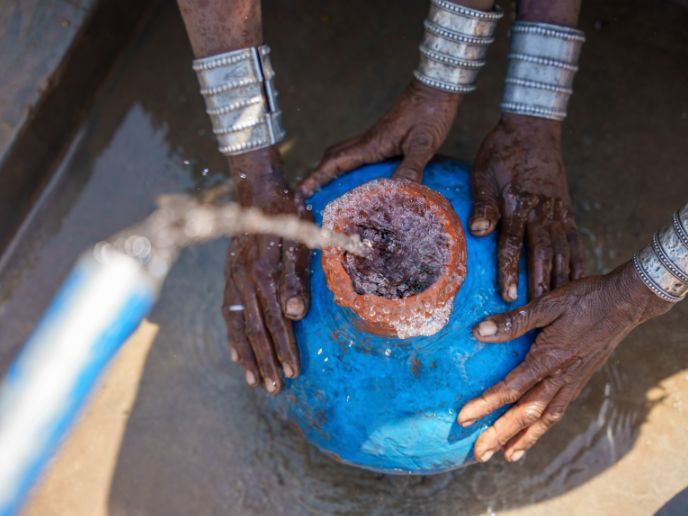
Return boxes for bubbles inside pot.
[341,193,450,299]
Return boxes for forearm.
[517,0,582,28]
[500,0,584,125]
[178,0,285,197]
[177,0,262,57]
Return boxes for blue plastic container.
[271,159,535,474]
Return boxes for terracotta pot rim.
[321,179,467,338]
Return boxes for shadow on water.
[0,0,686,514]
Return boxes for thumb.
[473,295,561,343]
[280,239,311,320]
[469,158,500,236]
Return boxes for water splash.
[105,191,369,278]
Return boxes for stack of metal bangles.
[193,45,285,156]
[634,206,688,303]
[415,0,585,122]
[414,0,503,93]
[501,21,585,121]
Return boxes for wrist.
[227,146,289,205]
[409,78,463,104]
[613,261,675,322]
[500,112,562,140]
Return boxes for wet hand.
[457,261,672,463]
[298,79,461,197]
[223,149,311,394]
[470,113,585,301]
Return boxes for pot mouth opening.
[321,178,467,339]
[341,206,450,300]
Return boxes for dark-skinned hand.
[470,113,585,302]
[222,148,311,394]
[457,260,673,463]
[298,79,461,196]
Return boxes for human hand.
[470,113,585,302]
[457,260,672,463]
[223,149,311,394]
[298,80,461,197]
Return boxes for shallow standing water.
[0,1,687,514]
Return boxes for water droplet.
[384,348,392,357]
[317,348,323,355]
[183,160,190,165]
[239,173,247,179]
[202,168,209,176]
[227,304,244,312]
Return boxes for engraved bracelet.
[501,21,585,121]
[414,0,503,93]
[193,45,285,156]
[633,204,688,303]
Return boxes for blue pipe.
[0,249,158,515]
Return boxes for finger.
[298,137,376,198]
[255,266,300,380]
[469,154,500,236]
[280,239,311,320]
[566,224,586,280]
[458,338,561,427]
[392,130,435,182]
[472,377,562,463]
[222,275,260,387]
[234,273,283,394]
[472,296,561,343]
[526,202,554,300]
[550,200,571,288]
[498,189,537,302]
[253,245,299,378]
[502,380,583,460]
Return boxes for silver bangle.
[415,0,502,93]
[633,205,688,303]
[501,21,585,121]
[193,45,285,156]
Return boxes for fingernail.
[265,379,278,393]
[476,320,497,337]
[286,297,305,318]
[470,218,490,232]
[283,363,294,378]
[479,449,495,463]
[460,418,476,428]
[509,450,525,462]
[245,370,257,386]
[230,348,239,362]
[508,283,518,301]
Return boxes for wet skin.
[179,0,311,393]
[458,262,673,463]
[223,149,311,393]
[298,79,461,195]
[469,114,586,302]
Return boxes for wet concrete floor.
[1,0,687,514]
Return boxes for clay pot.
[273,160,534,474]
[321,179,467,339]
